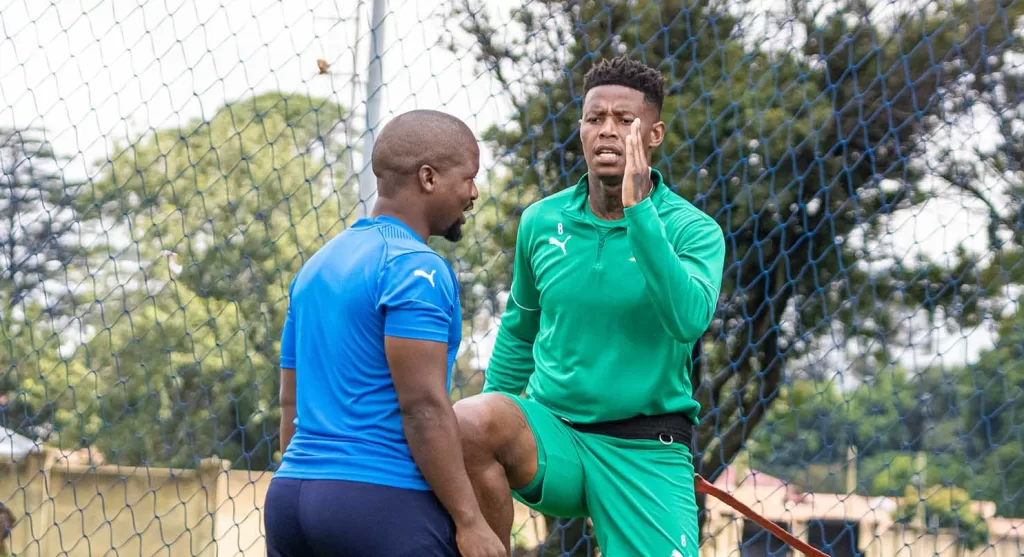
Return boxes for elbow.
[668,308,715,344]
[279,391,296,409]
[399,394,451,423]
[498,321,537,347]
[279,383,296,408]
[667,285,719,343]
[399,397,455,445]
[672,323,709,345]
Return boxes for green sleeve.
[482,212,540,395]
[624,197,725,343]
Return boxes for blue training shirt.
[274,215,462,491]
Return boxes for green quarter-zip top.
[482,169,726,425]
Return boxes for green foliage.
[445,0,1024,551]
[0,128,89,313]
[747,367,969,491]
[0,128,95,440]
[449,0,1024,496]
[896,484,990,550]
[64,92,357,468]
[960,309,1024,517]
[0,2,1020,555]
[860,453,955,498]
[963,311,1024,454]
[64,270,280,467]
[977,442,1024,518]
[751,304,1024,526]
[0,300,76,440]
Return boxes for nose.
[470,182,479,200]
[598,118,619,139]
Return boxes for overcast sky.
[0,0,1008,373]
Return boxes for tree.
[444,0,1024,549]
[961,308,1024,517]
[65,256,279,468]
[0,128,93,439]
[746,369,970,496]
[72,92,356,468]
[896,484,989,552]
[748,304,1024,521]
[932,0,1024,257]
[0,128,86,313]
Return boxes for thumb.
[623,134,634,175]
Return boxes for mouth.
[459,203,474,224]
[594,145,622,165]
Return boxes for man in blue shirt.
[264,109,505,557]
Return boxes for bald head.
[371,109,478,197]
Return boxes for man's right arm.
[378,253,489,531]
[483,211,541,396]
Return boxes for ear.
[417,165,438,194]
[647,120,666,149]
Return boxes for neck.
[587,174,625,220]
[370,197,431,242]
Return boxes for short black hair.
[583,56,666,112]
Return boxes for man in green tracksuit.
[455,56,726,557]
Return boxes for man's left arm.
[278,277,298,454]
[624,201,726,343]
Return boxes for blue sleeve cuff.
[383,302,452,343]
[279,278,297,368]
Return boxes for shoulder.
[381,244,458,297]
[656,189,725,244]
[519,187,575,236]
[524,187,575,221]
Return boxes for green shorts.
[504,394,700,557]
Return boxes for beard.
[442,219,464,242]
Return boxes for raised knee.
[454,393,502,449]
[456,394,538,485]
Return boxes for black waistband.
[562,412,694,448]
